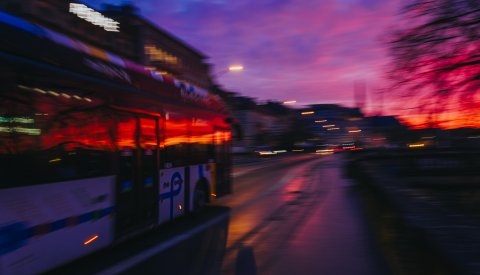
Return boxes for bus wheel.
[193,183,208,213]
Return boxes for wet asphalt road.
[217,153,388,275]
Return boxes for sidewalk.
[351,160,480,275]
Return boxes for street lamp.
[214,64,244,78]
[228,65,244,72]
[209,64,244,97]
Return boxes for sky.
[86,0,404,113]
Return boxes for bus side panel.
[158,167,186,224]
[0,176,115,275]
[189,163,214,212]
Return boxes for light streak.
[408,143,425,148]
[301,111,314,115]
[83,235,99,245]
[69,3,119,32]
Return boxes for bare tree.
[387,0,480,127]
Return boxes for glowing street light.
[214,65,244,79]
[228,65,244,72]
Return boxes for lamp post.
[213,64,244,79]
[210,64,244,93]
[208,65,244,145]
[209,64,244,95]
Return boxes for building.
[298,104,365,147]
[212,86,296,153]
[102,4,212,89]
[363,115,407,148]
[0,0,212,89]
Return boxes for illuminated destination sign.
[69,3,120,32]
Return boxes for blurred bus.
[0,11,232,274]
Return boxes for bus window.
[164,113,189,167]
[0,86,114,188]
[115,113,137,192]
[190,117,213,164]
[43,109,115,181]
[139,117,159,224]
[139,117,159,188]
[214,129,232,195]
[139,117,158,149]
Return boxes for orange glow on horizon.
[399,111,480,130]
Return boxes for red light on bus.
[83,235,99,245]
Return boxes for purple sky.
[87,0,403,112]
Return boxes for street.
[217,154,387,275]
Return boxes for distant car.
[315,144,336,155]
[254,146,277,157]
[316,149,334,155]
[253,146,288,157]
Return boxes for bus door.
[138,117,159,227]
[115,114,159,238]
[214,128,232,195]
